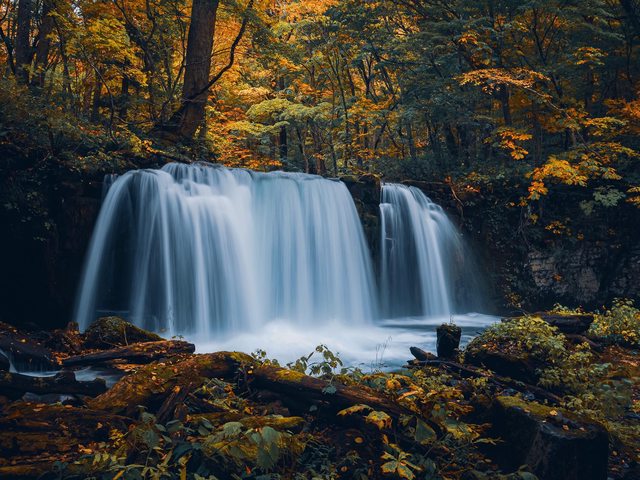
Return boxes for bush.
[589,298,640,347]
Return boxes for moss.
[274,368,307,382]
[84,316,162,348]
[495,395,599,437]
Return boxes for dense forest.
[1,0,639,179]
[1,0,640,479]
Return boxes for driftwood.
[410,358,562,403]
[410,346,437,362]
[0,370,107,399]
[62,340,195,367]
[156,382,194,424]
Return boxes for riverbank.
[1,308,638,479]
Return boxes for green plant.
[590,298,640,346]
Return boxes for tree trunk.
[14,0,33,84]
[31,0,55,88]
[163,0,219,138]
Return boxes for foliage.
[468,316,567,368]
[590,298,640,347]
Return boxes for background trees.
[0,0,638,206]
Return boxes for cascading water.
[74,162,377,338]
[379,184,478,319]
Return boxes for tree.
[158,0,254,139]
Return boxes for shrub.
[589,298,640,347]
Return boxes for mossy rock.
[489,396,608,480]
[83,316,163,349]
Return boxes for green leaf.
[222,421,243,437]
[381,460,398,474]
[141,428,159,449]
[415,418,436,445]
[260,426,281,445]
[322,384,337,395]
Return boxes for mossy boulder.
[464,317,567,385]
[83,316,163,349]
[490,396,608,480]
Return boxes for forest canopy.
[1,0,639,203]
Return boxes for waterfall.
[74,162,377,337]
[379,183,475,318]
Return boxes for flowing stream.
[74,163,494,368]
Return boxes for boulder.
[490,396,608,480]
[437,323,462,358]
[83,316,163,349]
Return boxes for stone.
[436,323,462,358]
[490,396,608,480]
[83,316,163,349]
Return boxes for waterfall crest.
[74,163,377,337]
[380,183,477,318]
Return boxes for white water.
[74,164,494,368]
[74,162,377,337]
[380,184,479,319]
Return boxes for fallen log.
[0,402,131,476]
[62,340,196,367]
[0,370,107,399]
[410,346,437,362]
[248,365,420,420]
[410,358,562,403]
[89,351,254,414]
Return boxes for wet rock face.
[490,396,609,480]
[341,173,381,263]
[0,322,57,371]
[0,172,103,330]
